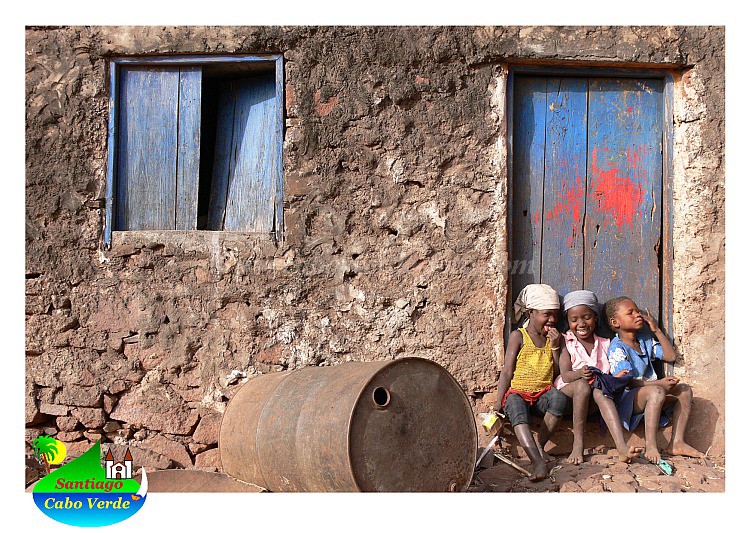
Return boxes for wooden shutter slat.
[116,67,179,230]
[175,67,202,230]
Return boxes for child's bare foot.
[666,441,705,458]
[644,445,661,464]
[617,446,643,463]
[566,449,584,465]
[529,461,548,482]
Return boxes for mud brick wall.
[25,26,725,470]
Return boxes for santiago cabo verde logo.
[32,439,148,527]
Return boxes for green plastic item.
[657,459,674,475]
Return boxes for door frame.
[505,65,676,354]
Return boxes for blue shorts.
[503,387,570,427]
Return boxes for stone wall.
[25,26,725,471]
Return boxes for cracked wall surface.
[25,26,725,472]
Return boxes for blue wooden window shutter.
[208,74,280,232]
[115,66,201,230]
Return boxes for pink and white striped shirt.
[554,330,611,390]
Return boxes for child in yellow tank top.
[493,284,570,481]
[508,328,554,393]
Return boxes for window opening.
[104,55,283,246]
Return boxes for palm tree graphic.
[33,436,65,475]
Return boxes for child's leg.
[513,423,549,481]
[535,412,559,462]
[560,380,591,464]
[633,385,667,463]
[592,388,642,462]
[533,388,568,460]
[503,394,548,481]
[664,383,704,458]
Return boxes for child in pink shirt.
[556,290,642,464]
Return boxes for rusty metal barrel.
[219,357,477,492]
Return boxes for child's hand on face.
[546,327,561,348]
[643,308,659,333]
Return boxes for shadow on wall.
[685,397,720,454]
[620,396,721,455]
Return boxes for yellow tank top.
[509,328,554,392]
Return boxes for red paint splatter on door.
[545,175,584,247]
[590,147,645,230]
[626,146,647,170]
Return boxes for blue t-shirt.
[607,332,663,381]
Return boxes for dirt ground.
[470,446,725,493]
[27,447,724,493]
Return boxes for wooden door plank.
[511,76,547,307]
[540,77,588,296]
[116,67,179,230]
[584,78,663,313]
[175,67,202,230]
[224,74,279,232]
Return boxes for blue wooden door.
[511,75,664,326]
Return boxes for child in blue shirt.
[604,296,704,464]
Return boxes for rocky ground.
[470,446,725,493]
[28,446,724,493]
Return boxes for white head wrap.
[563,290,599,314]
[513,284,560,323]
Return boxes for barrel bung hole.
[373,387,390,408]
